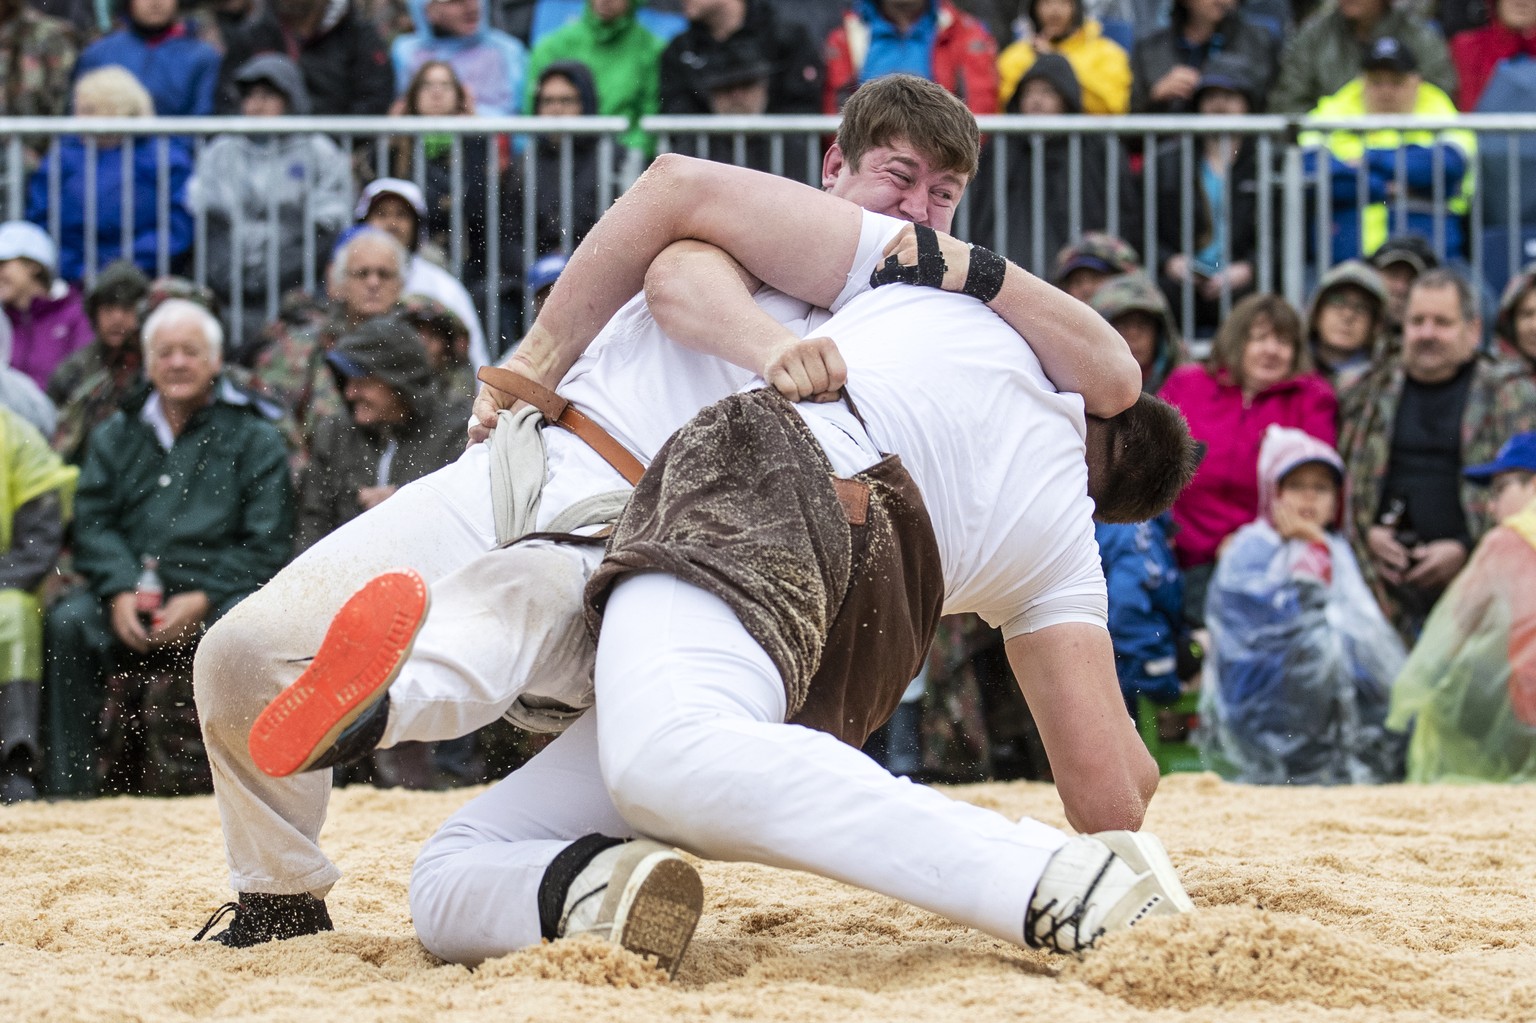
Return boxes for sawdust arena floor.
[3,774,1534,1022]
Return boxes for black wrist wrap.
[962,244,1007,303]
[869,224,948,290]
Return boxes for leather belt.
[477,366,646,486]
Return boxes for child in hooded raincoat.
[1387,431,1536,782]
[1200,424,1406,783]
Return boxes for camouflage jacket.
[249,311,349,444]
[1338,351,1536,633]
[50,347,143,465]
[0,8,78,117]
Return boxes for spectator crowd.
[1,0,1535,800]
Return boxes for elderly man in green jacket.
[43,298,293,796]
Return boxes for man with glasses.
[251,229,408,442]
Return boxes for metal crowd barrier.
[4,113,1535,354]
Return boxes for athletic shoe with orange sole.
[248,569,429,778]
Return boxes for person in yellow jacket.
[1298,36,1476,265]
[0,404,75,802]
[1387,431,1536,782]
[997,0,1130,115]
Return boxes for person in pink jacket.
[1159,291,1338,623]
[0,222,92,391]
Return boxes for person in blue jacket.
[74,0,221,117]
[26,66,193,283]
[391,0,528,116]
[1097,513,1184,715]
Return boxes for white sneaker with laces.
[558,839,704,978]
[1025,830,1193,953]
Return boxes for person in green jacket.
[523,0,664,158]
[1269,0,1457,114]
[43,298,294,796]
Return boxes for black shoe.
[194,893,334,947]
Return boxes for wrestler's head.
[822,74,979,233]
[1084,394,1199,524]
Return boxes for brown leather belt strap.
[477,366,646,486]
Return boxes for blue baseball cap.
[526,252,568,295]
[1464,431,1536,483]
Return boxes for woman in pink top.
[1159,292,1337,622]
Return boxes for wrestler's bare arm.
[643,241,847,401]
[1005,625,1158,833]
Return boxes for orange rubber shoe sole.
[248,569,430,778]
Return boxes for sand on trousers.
[3,773,1535,1023]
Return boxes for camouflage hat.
[85,260,150,319]
[1052,232,1142,285]
[1088,271,1172,322]
[399,293,469,343]
[138,275,221,322]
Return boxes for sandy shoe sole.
[248,570,429,777]
[1095,831,1196,914]
[598,844,704,979]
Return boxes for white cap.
[355,178,429,222]
[0,221,57,273]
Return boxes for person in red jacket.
[822,0,998,115]
[1158,291,1338,624]
[1451,0,1536,110]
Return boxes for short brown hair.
[1090,394,1200,524]
[835,74,980,180]
[1211,292,1309,389]
[1410,266,1479,323]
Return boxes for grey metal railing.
[5,112,1534,354]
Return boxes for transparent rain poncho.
[1386,506,1536,783]
[1198,523,1407,784]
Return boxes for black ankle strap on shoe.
[192,893,334,947]
[194,902,241,941]
[536,834,626,941]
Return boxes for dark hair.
[1211,292,1309,388]
[835,74,980,180]
[1089,394,1200,524]
[1409,266,1479,323]
[404,60,469,116]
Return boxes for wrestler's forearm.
[645,241,789,371]
[515,155,865,386]
[1006,625,1158,832]
[987,263,1141,417]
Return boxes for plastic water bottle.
[135,556,164,631]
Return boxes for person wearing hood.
[219,0,394,115]
[525,0,665,155]
[391,0,528,116]
[969,55,1141,277]
[997,0,1130,115]
[74,0,221,116]
[1160,292,1337,624]
[0,0,78,139]
[1387,430,1536,782]
[0,404,75,802]
[0,222,92,392]
[501,62,603,327]
[25,67,195,283]
[47,260,149,409]
[1128,0,1275,114]
[1152,53,1269,339]
[1199,424,1406,784]
[356,178,490,370]
[1090,272,1188,395]
[44,298,292,795]
[1304,258,1389,390]
[1492,262,1536,369]
[823,0,999,115]
[189,54,355,349]
[1050,231,1141,303]
[298,317,463,551]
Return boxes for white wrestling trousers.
[193,443,602,897]
[409,573,1070,965]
